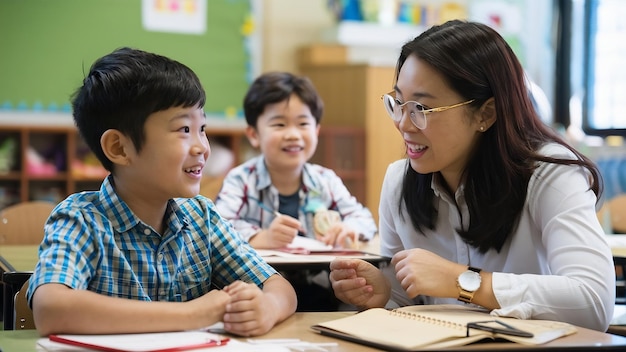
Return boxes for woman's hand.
[391,248,463,299]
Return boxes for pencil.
[250,197,281,217]
[247,195,308,235]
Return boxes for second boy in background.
[215,72,377,310]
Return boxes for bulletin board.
[0,0,256,119]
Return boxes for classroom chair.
[597,194,626,234]
[0,200,54,323]
[0,200,56,245]
[2,271,33,330]
[13,276,34,330]
[199,175,225,201]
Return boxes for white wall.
[259,0,555,118]
[260,0,335,73]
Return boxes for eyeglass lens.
[382,94,427,129]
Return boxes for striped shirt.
[27,175,276,303]
[215,155,378,242]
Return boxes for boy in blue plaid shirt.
[27,47,296,336]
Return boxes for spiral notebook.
[311,304,577,351]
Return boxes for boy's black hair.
[71,47,206,172]
[243,72,323,127]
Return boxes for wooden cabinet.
[205,126,255,169]
[0,126,103,208]
[200,127,254,200]
[300,63,406,222]
[0,125,251,210]
[0,121,367,210]
[310,126,366,203]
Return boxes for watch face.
[459,270,481,291]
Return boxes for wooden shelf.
[0,172,21,180]
[300,60,406,222]
[26,174,68,181]
[0,125,253,210]
[0,121,365,210]
[310,126,365,203]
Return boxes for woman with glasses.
[329,20,614,332]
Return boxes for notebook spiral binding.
[389,309,465,331]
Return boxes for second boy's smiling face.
[246,94,319,175]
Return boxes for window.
[582,0,626,136]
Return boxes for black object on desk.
[266,252,390,312]
[267,253,390,272]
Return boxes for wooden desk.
[0,244,389,273]
[610,305,626,337]
[1,312,626,351]
[0,244,39,272]
[261,250,389,271]
[613,247,626,258]
[607,235,626,257]
[259,235,388,271]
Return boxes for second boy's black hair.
[71,47,206,172]
[243,72,324,127]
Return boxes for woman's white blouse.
[378,143,615,331]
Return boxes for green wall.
[0,0,253,119]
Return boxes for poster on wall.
[469,0,525,63]
[142,0,207,35]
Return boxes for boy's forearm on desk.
[32,284,224,335]
[261,275,298,323]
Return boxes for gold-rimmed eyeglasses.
[381,91,475,130]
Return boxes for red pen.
[48,332,230,352]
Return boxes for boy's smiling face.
[116,105,210,203]
[246,94,319,175]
